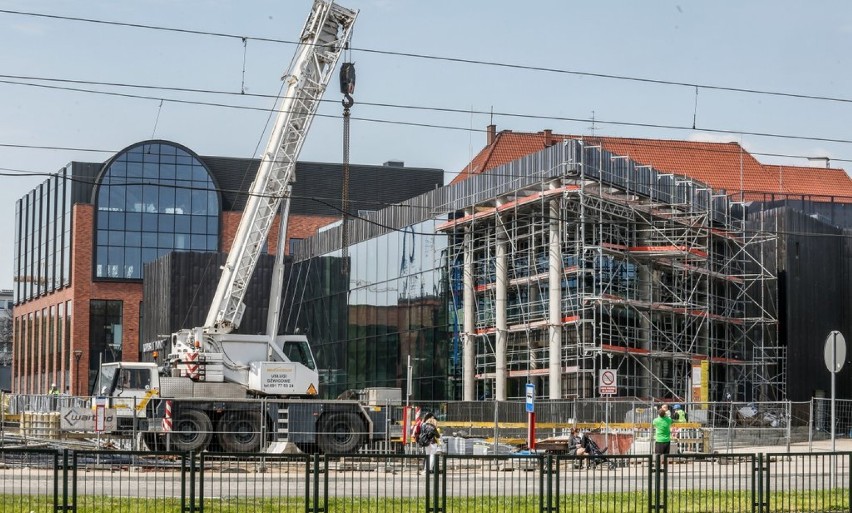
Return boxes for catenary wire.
[3,76,852,148]
[2,8,852,106]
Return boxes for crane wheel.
[317,412,364,454]
[217,411,262,453]
[171,409,213,452]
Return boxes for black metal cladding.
[199,157,443,216]
[758,208,852,402]
[140,251,288,358]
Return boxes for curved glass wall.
[94,142,220,279]
[286,219,455,401]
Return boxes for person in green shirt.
[652,407,673,467]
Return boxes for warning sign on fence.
[59,407,117,432]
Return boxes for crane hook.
[339,62,356,109]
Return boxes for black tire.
[317,412,364,454]
[171,409,213,452]
[216,411,263,453]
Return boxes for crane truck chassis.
[98,361,395,454]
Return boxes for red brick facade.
[12,206,338,395]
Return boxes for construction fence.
[5,393,852,457]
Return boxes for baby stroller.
[582,434,616,470]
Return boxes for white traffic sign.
[525,383,535,413]
[824,331,846,373]
[599,369,617,395]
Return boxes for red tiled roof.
[451,130,852,202]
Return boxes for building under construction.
[294,129,852,404]
[440,139,779,404]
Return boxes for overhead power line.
[1,8,851,106]
[3,76,852,150]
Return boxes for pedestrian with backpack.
[417,412,440,473]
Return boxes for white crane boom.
[206,0,357,333]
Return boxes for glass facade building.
[14,165,72,303]
[288,219,456,401]
[94,142,219,279]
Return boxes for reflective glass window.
[94,142,219,279]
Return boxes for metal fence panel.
[71,450,189,513]
[442,454,544,513]
[661,453,756,513]
[555,454,652,513]
[763,452,851,513]
[0,448,60,512]
[0,446,850,512]
[320,454,429,513]
[199,452,311,513]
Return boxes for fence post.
[808,398,814,452]
[313,453,323,513]
[132,396,137,452]
[653,454,663,512]
[493,400,499,455]
[260,398,268,453]
[756,452,770,513]
[59,449,66,513]
[785,400,791,454]
[438,454,446,513]
[187,450,195,513]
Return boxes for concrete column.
[548,197,563,399]
[495,215,508,401]
[462,226,476,401]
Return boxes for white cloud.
[11,22,47,36]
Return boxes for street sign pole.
[824,331,846,453]
[526,383,535,450]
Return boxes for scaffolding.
[440,140,781,403]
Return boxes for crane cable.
[340,61,355,275]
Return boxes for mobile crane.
[94,0,395,454]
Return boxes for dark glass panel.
[158,214,175,232]
[175,234,189,250]
[191,165,208,181]
[141,232,157,248]
[190,234,206,250]
[175,164,193,179]
[108,212,125,230]
[191,189,208,214]
[107,230,124,246]
[125,212,142,231]
[159,182,176,208]
[141,213,158,231]
[127,161,143,178]
[141,247,158,266]
[174,215,191,233]
[160,163,176,181]
[190,216,207,233]
[124,232,141,247]
[157,233,174,248]
[175,189,191,214]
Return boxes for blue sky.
[2,0,851,289]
